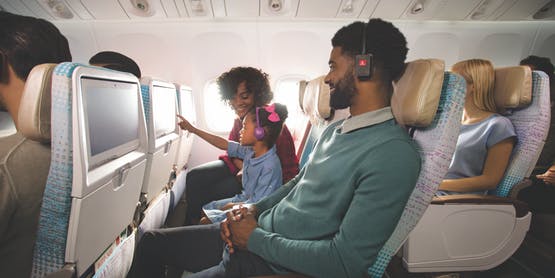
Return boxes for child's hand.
[177,114,195,132]
[221,202,236,211]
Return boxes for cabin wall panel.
[530,22,555,63]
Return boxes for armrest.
[45,264,75,278]
[432,194,529,217]
[508,178,533,199]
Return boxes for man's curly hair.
[331,18,408,82]
[216,67,273,107]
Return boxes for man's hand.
[229,207,258,251]
[537,164,555,185]
[220,204,258,253]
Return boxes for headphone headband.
[356,22,373,80]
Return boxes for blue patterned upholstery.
[31,62,147,277]
[493,71,551,197]
[31,62,82,277]
[141,84,151,125]
[368,72,466,277]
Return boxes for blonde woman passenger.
[437,59,516,195]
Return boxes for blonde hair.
[452,59,497,112]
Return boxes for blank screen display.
[179,89,195,122]
[82,77,139,157]
[152,85,176,138]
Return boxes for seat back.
[173,83,196,173]
[491,67,551,197]
[297,76,349,168]
[369,59,466,277]
[32,63,147,277]
[0,64,54,277]
[139,77,180,203]
[288,80,310,159]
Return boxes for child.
[177,103,288,223]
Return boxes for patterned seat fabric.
[369,71,466,277]
[493,71,551,197]
[32,62,80,276]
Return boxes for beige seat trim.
[392,59,445,127]
[18,63,57,142]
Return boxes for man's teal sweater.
[248,117,421,278]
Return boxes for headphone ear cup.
[254,127,265,140]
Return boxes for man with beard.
[128,18,420,278]
[0,11,72,277]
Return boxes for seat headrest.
[493,66,532,112]
[300,75,331,125]
[392,59,445,127]
[18,63,56,143]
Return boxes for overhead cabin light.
[410,0,425,15]
[342,0,354,14]
[533,0,554,20]
[40,0,73,19]
[269,0,283,12]
[129,0,155,17]
[190,0,206,15]
[470,0,505,20]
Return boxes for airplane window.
[274,76,307,129]
[203,80,235,133]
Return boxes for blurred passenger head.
[520,55,554,102]
[0,11,71,116]
[0,11,71,83]
[217,67,273,119]
[452,59,497,113]
[327,18,408,109]
[89,51,141,78]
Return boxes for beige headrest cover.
[301,75,331,125]
[494,66,532,111]
[18,63,56,142]
[392,59,445,127]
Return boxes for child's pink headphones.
[255,104,280,141]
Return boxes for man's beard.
[329,71,356,110]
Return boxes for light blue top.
[247,107,421,278]
[203,142,282,223]
[438,114,516,195]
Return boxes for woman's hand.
[177,114,195,133]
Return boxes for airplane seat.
[402,66,551,273]
[507,70,554,276]
[136,77,179,237]
[173,83,195,175]
[287,80,310,159]
[171,84,195,205]
[31,63,147,277]
[0,64,54,277]
[296,75,349,168]
[369,59,467,277]
[164,84,196,228]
